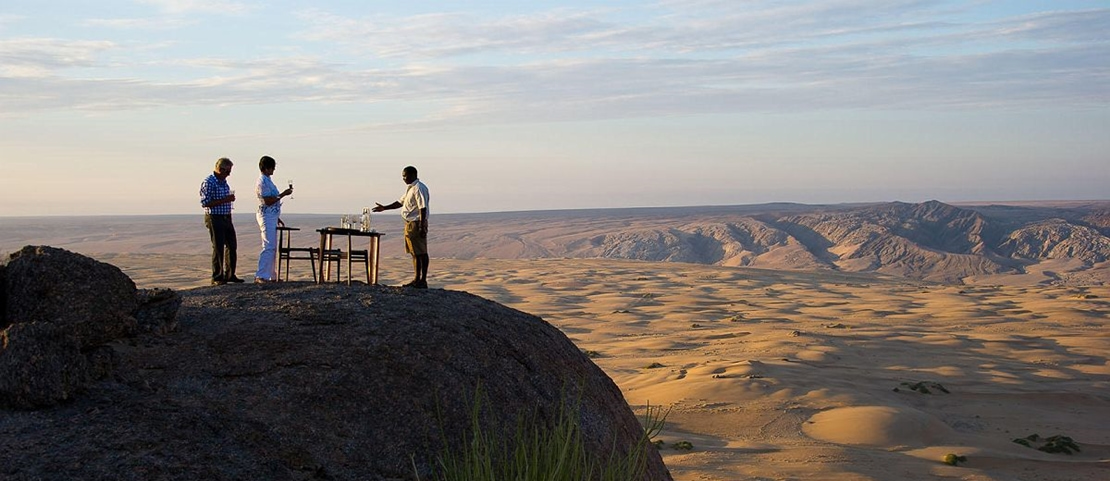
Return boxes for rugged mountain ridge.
[428,200,1110,284]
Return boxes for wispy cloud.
[294,8,621,59]
[133,0,254,15]
[1,2,1106,126]
[82,17,196,30]
[0,38,117,78]
[0,14,26,28]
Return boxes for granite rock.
[4,245,139,345]
[134,288,182,334]
[0,282,671,480]
[0,246,179,409]
[0,322,87,408]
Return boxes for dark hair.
[403,165,418,177]
[259,155,276,171]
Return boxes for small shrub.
[893,381,949,394]
[1013,433,1081,455]
[941,453,967,466]
[644,362,666,369]
[671,441,693,451]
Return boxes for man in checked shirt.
[199,157,244,285]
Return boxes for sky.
[0,0,1107,216]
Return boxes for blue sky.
[1,0,1107,216]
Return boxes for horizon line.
[2,198,1109,219]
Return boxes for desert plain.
[2,208,1108,481]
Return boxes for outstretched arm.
[372,201,401,212]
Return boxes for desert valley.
[2,200,1108,480]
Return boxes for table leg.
[371,235,380,285]
[346,234,353,286]
[318,232,327,283]
[276,229,286,281]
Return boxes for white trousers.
[255,209,280,280]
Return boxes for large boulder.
[0,283,672,481]
[0,246,179,409]
[4,245,139,345]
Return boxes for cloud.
[0,14,27,27]
[82,17,196,30]
[1,3,1106,126]
[990,8,1110,44]
[0,38,117,78]
[294,8,620,59]
[293,1,966,58]
[133,0,254,15]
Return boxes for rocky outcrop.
[4,245,139,345]
[134,287,182,334]
[0,246,180,409]
[0,253,670,480]
[999,220,1110,263]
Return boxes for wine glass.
[287,179,294,199]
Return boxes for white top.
[256,174,281,214]
[398,179,430,222]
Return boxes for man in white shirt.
[373,166,430,288]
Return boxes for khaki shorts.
[405,221,428,255]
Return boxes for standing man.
[200,157,243,285]
[373,165,430,288]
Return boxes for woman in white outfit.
[254,155,293,283]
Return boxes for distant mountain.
[999,219,1110,263]
[429,200,1110,284]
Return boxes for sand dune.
[3,216,1109,480]
[425,258,1109,480]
